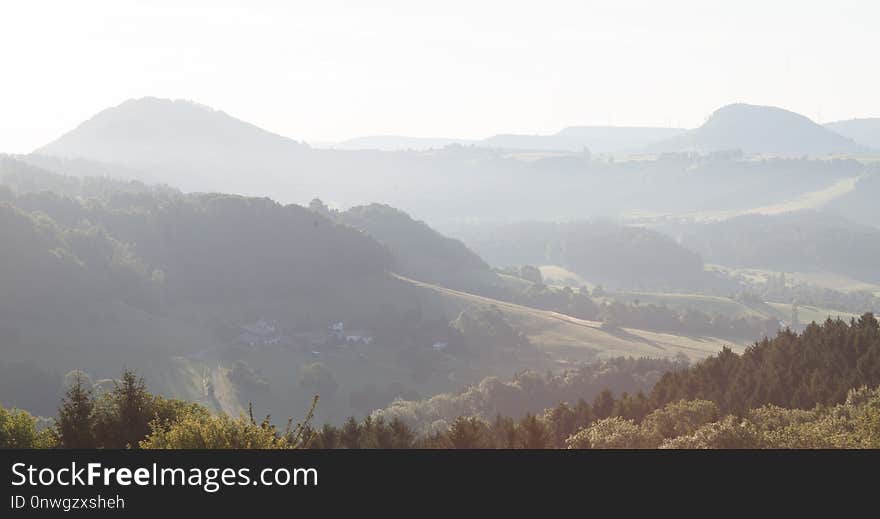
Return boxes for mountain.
[37,97,309,195]
[33,98,873,227]
[825,118,880,151]
[651,103,867,156]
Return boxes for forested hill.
[0,157,396,403]
[450,220,707,290]
[2,185,393,303]
[682,210,880,284]
[319,313,880,448]
[337,203,490,283]
[649,313,880,414]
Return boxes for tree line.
[2,314,879,449]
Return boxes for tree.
[641,399,720,444]
[567,416,649,449]
[56,372,96,448]
[592,389,615,420]
[103,369,152,449]
[492,414,518,448]
[314,424,339,449]
[389,417,415,448]
[339,416,361,448]
[447,416,491,448]
[517,414,549,449]
[141,411,290,449]
[519,265,543,285]
[1,403,56,448]
[308,198,332,218]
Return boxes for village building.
[238,318,286,347]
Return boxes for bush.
[641,399,720,444]
[567,417,651,449]
[0,403,57,448]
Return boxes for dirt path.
[210,364,245,416]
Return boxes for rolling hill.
[651,103,867,156]
[36,97,310,196]
[32,98,878,227]
[0,159,749,424]
[448,220,708,290]
[681,210,880,283]
[337,203,493,289]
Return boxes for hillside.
[31,98,875,226]
[397,275,739,361]
[681,210,880,283]
[652,103,866,156]
[1,163,745,425]
[449,220,708,290]
[337,203,492,287]
[825,118,880,150]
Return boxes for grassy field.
[707,264,880,296]
[623,175,860,222]
[614,291,761,317]
[397,275,741,361]
[613,289,858,324]
[539,265,592,288]
[212,274,747,424]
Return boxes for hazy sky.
[2,0,878,153]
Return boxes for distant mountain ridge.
[824,118,880,150]
[31,97,880,226]
[331,126,685,153]
[330,136,475,151]
[650,103,868,156]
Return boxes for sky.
[1,0,878,153]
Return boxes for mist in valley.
[2,1,880,449]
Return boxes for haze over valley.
[3,1,880,451]
[3,94,880,426]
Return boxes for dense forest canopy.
[448,220,707,290]
[336,203,489,283]
[683,210,880,283]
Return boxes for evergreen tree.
[447,416,491,448]
[56,372,96,448]
[340,416,361,448]
[517,414,549,449]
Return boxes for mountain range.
[40,99,879,163]
[29,97,880,227]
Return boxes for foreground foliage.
[3,315,879,449]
